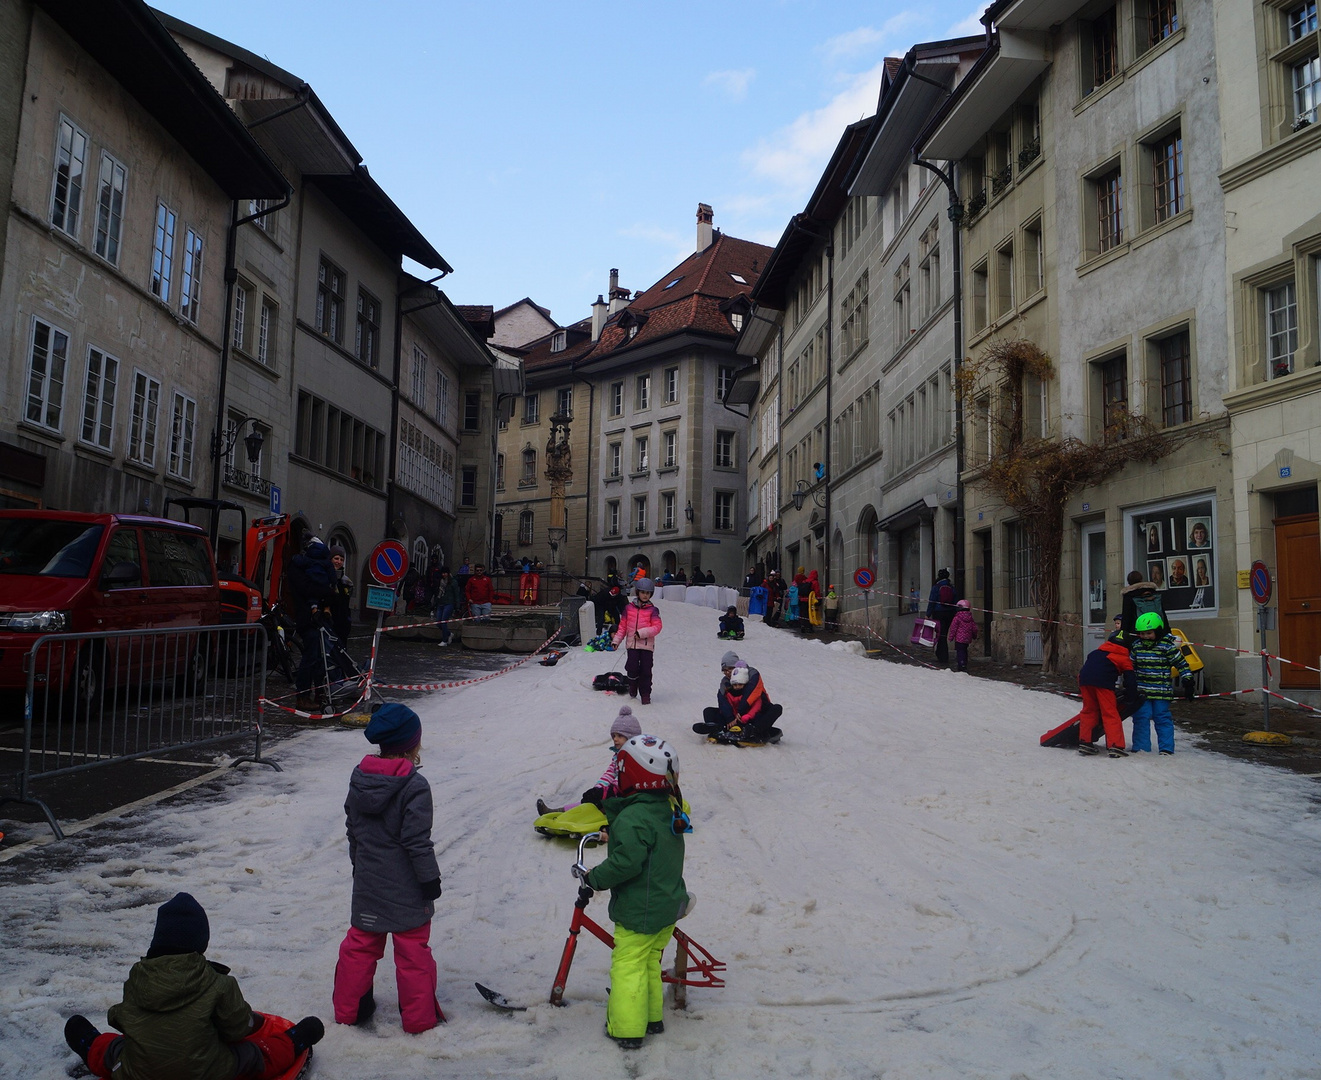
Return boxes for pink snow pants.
[333,922,441,1033]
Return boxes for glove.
[1183,677,1195,702]
[580,787,603,806]
[420,878,442,901]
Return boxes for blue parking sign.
[269,485,281,514]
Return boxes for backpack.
[1132,592,1165,627]
[938,583,956,608]
[592,672,630,693]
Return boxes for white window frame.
[715,430,735,468]
[714,491,734,532]
[663,429,677,468]
[437,370,450,429]
[80,346,119,450]
[180,227,204,323]
[25,317,70,432]
[557,386,573,417]
[233,283,249,353]
[633,495,648,533]
[665,367,679,403]
[610,381,623,417]
[609,441,622,477]
[1266,281,1298,378]
[257,298,274,366]
[128,370,161,468]
[168,391,197,480]
[637,373,651,411]
[661,491,676,530]
[93,151,127,265]
[50,114,88,238]
[151,202,177,303]
[607,500,621,536]
[635,435,649,472]
[413,345,428,405]
[717,365,736,401]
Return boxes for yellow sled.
[534,799,692,838]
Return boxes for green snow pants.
[607,923,675,1039]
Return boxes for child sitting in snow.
[717,606,745,639]
[333,703,444,1034]
[577,735,691,1049]
[945,599,979,672]
[63,893,324,1078]
[536,705,642,816]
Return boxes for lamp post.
[206,417,265,548]
[790,479,828,513]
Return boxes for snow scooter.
[476,831,725,1011]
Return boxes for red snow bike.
[476,831,725,1011]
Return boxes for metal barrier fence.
[2,623,276,840]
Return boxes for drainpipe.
[824,238,834,598]
[913,153,966,604]
[775,324,785,575]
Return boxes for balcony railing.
[223,464,271,497]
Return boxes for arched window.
[412,536,429,570]
[518,509,534,545]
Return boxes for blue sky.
[161,1,982,327]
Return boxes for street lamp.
[791,479,828,513]
[211,417,265,468]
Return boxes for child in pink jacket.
[613,578,662,704]
[946,599,978,672]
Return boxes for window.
[1125,494,1217,612]
[557,387,573,419]
[838,195,869,259]
[1294,55,1321,125]
[634,436,649,473]
[257,299,275,366]
[636,374,650,410]
[521,447,537,485]
[1151,130,1185,223]
[893,260,912,348]
[663,429,677,468]
[1007,521,1036,608]
[412,345,428,406]
[249,198,273,233]
[661,491,676,530]
[1266,282,1298,378]
[607,500,621,536]
[436,371,450,428]
[168,392,197,480]
[357,290,380,368]
[971,260,988,332]
[25,318,69,431]
[610,382,624,416]
[890,171,909,233]
[665,367,679,403]
[1085,163,1125,256]
[460,465,477,507]
[632,495,648,533]
[128,371,161,467]
[1023,217,1044,295]
[714,491,734,532]
[1158,331,1192,426]
[496,452,505,490]
[395,417,451,507]
[919,225,940,321]
[715,430,734,468]
[551,330,567,353]
[995,240,1015,317]
[1085,8,1120,92]
[93,152,126,264]
[717,366,736,401]
[519,509,534,546]
[50,115,87,237]
[841,270,870,358]
[151,203,176,302]
[180,228,203,323]
[608,441,622,477]
[81,347,118,450]
[316,258,345,341]
[233,284,249,353]
[464,391,482,432]
[523,393,540,423]
[1148,0,1179,45]
[1101,353,1128,436]
[730,311,744,332]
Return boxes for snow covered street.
[5,596,1321,1079]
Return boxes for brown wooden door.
[1275,514,1321,690]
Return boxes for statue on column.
[545,412,572,570]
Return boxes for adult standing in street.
[433,568,462,646]
[465,563,495,621]
[926,568,957,666]
[289,536,337,711]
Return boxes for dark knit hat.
[720,650,740,669]
[329,544,347,559]
[148,892,210,957]
[610,705,642,738]
[365,702,422,752]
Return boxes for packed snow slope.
[5,597,1321,1079]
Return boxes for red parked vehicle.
[0,510,222,696]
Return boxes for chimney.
[607,267,631,314]
[696,203,714,253]
[591,294,607,341]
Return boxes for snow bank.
[4,597,1321,1079]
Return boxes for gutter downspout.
[824,237,834,599]
[775,325,785,575]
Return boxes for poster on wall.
[1127,496,1216,614]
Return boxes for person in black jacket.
[288,537,337,711]
[926,569,957,665]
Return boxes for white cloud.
[704,68,755,101]
[741,62,884,193]
[819,12,923,64]
[947,6,986,36]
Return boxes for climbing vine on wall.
[956,338,1208,671]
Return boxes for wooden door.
[1275,514,1321,690]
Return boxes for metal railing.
[2,623,276,839]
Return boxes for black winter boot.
[64,1015,100,1064]
[286,1016,325,1053]
[354,988,376,1025]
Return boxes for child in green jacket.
[64,892,323,1079]
[1129,612,1194,754]
[579,735,690,1049]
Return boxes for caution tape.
[372,630,560,691]
[260,676,374,721]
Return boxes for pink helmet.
[956,599,971,610]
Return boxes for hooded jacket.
[1078,637,1135,688]
[946,610,979,644]
[586,790,688,935]
[106,953,252,1080]
[288,545,336,632]
[613,599,662,651]
[465,572,495,605]
[345,756,440,933]
[718,665,771,722]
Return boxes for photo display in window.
[1130,498,1215,612]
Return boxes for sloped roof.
[579,232,773,365]
[454,305,495,339]
[494,297,555,322]
[517,318,595,376]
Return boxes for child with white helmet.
[612,577,662,704]
[578,735,690,1050]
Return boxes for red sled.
[1040,716,1093,749]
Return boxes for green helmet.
[1135,612,1165,632]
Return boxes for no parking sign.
[369,539,409,587]
[853,567,875,591]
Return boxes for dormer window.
[730,312,744,331]
[550,330,567,353]
[629,325,638,339]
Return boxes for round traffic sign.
[1249,560,1272,606]
[369,539,409,586]
[853,566,875,590]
